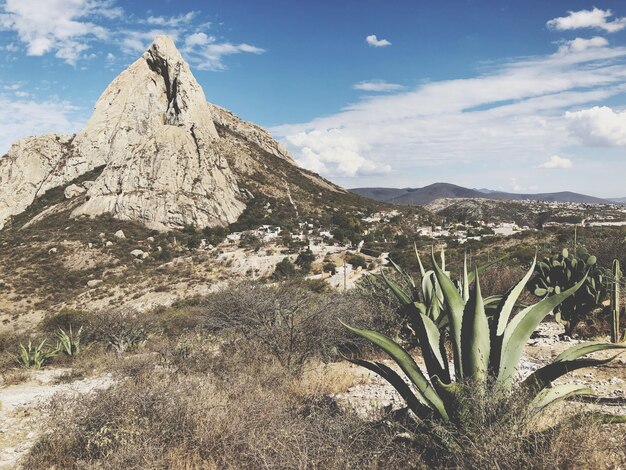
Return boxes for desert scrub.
[197,281,396,373]
[24,368,411,470]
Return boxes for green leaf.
[412,311,449,382]
[461,270,490,382]
[432,252,465,379]
[498,275,588,387]
[555,341,626,361]
[530,384,595,413]
[462,252,470,302]
[414,242,426,278]
[522,355,620,395]
[496,256,536,336]
[347,358,433,419]
[340,321,449,421]
[388,257,415,289]
[380,269,411,306]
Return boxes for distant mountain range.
[350,183,623,206]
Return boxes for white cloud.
[539,155,573,169]
[274,43,626,181]
[547,8,626,33]
[285,128,390,177]
[181,32,265,71]
[0,0,122,64]
[566,106,626,146]
[558,36,608,54]
[353,80,404,92]
[366,34,391,47]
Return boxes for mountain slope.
[0,36,376,232]
[351,182,615,205]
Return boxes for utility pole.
[343,254,347,292]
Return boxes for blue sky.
[2,1,626,197]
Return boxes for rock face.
[0,36,245,230]
[0,134,92,229]
[71,36,245,230]
[0,35,352,232]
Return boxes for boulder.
[64,184,86,199]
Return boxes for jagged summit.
[0,36,347,231]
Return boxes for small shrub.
[272,258,297,280]
[86,310,153,353]
[348,254,367,269]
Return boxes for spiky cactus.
[611,260,622,343]
[528,248,605,336]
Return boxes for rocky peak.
[0,35,339,232]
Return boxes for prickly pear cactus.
[528,247,605,336]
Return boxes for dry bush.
[24,366,412,470]
[24,359,623,470]
[479,264,531,298]
[85,309,155,353]
[191,281,396,373]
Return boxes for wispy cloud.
[274,43,626,181]
[366,34,391,47]
[353,80,404,92]
[181,32,265,71]
[539,155,573,169]
[0,93,82,154]
[143,12,198,27]
[547,8,626,33]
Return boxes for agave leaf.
[422,271,436,306]
[530,384,595,413]
[498,275,587,387]
[431,376,462,421]
[411,311,449,382]
[495,256,537,336]
[380,269,411,306]
[340,321,449,420]
[347,358,433,419]
[462,252,470,302]
[431,252,465,379]
[414,243,426,278]
[388,257,416,289]
[555,341,626,362]
[413,302,427,316]
[461,271,490,382]
[522,355,620,395]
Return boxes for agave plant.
[343,252,626,425]
[382,245,506,334]
[56,325,82,356]
[14,338,58,369]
